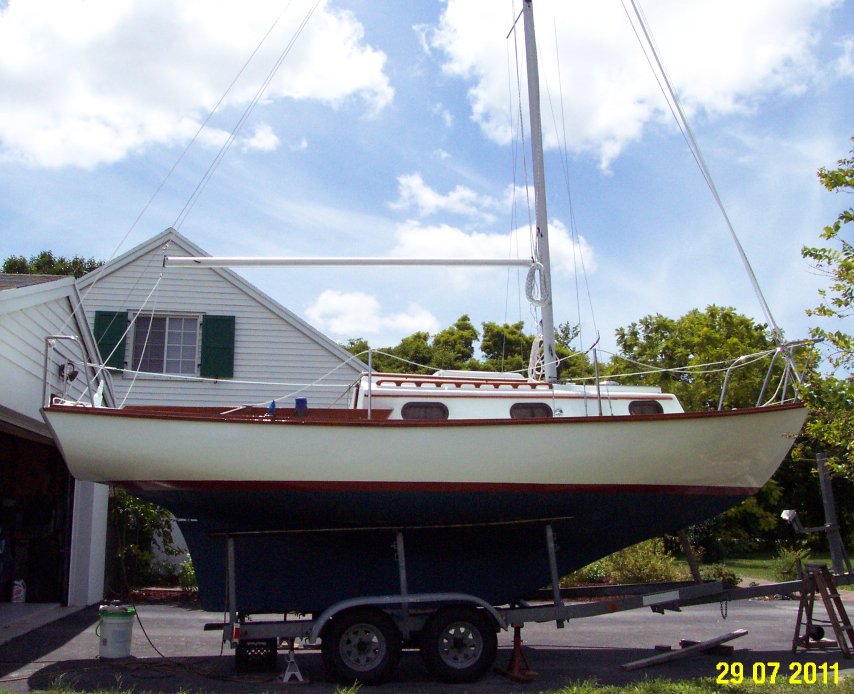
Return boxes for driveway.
[1,596,851,692]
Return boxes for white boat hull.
[43,402,806,612]
[43,403,804,494]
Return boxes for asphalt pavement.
[0,596,851,692]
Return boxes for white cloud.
[0,0,392,168]
[306,289,439,340]
[433,103,453,128]
[431,0,839,169]
[390,218,594,278]
[835,36,854,77]
[240,123,280,152]
[289,136,309,152]
[390,172,500,222]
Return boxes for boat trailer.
[205,524,854,684]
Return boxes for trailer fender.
[309,592,506,643]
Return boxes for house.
[76,228,365,409]
[0,274,114,608]
[75,228,367,575]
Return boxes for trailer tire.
[420,605,497,683]
[320,607,401,685]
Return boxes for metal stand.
[792,563,854,658]
[781,453,852,576]
[495,624,539,682]
[279,639,306,683]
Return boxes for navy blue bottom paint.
[132,488,745,613]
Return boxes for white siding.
[0,278,109,606]
[80,236,363,408]
[0,283,102,427]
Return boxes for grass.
[724,552,854,590]
[547,678,854,693]
[5,678,853,693]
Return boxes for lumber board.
[621,629,748,670]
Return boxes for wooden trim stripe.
[121,479,758,496]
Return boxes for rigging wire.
[119,285,163,409]
[621,0,789,355]
[503,1,526,343]
[502,0,539,373]
[546,15,598,352]
[112,0,295,262]
[67,2,300,330]
[173,0,322,230]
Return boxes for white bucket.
[97,605,135,658]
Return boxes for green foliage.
[698,563,742,588]
[771,542,811,581]
[685,480,785,560]
[178,559,198,593]
[108,488,182,591]
[2,250,102,278]
[431,315,479,369]
[560,560,609,587]
[480,320,532,372]
[343,314,593,378]
[802,135,854,371]
[611,305,783,411]
[599,538,681,584]
[797,136,854,481]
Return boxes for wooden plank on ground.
[621,629,748,671]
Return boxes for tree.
[554,321,594,381]
[610,305,785,411]
[610,306,817,558]
[797,136,854,480]
[344,315,593,380]
[802,136,854,371]
[480,321,532,373]
[106,488,182,594]
[3,250,102,278]
[431,315,479,370]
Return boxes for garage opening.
[0,430,72,604]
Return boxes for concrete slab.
[0,598,851,692]
[0,604,82,647]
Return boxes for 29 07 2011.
[716,661,839,685]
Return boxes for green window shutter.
[93,311,127,371]
[200,315,235,379]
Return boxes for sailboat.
[43,0,806,615]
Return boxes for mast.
[522,0,557,382]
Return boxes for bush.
[593,539,680,584]
[561,560,608,587]
[178,559,198,593]
[698,563,742,587]
[107,487,183,592]
[772,542,810,580]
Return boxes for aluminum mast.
[523,0,558,382]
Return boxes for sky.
[0,0,852,366]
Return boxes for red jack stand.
[495,624,539,682]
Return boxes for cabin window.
[401,402,449,420]
[510,402,553,419]
[628,400,664,415]
[133,315,199,375]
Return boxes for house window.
[132,315,199,375]
[510,402,553,419]
[401,402,449,420]
[628,400,665,415]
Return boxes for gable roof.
[0,273,67,291]
[77,228,366,370]
[0,274,116,438]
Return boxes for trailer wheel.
[420,605,497,683]
[320,607,401,685]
